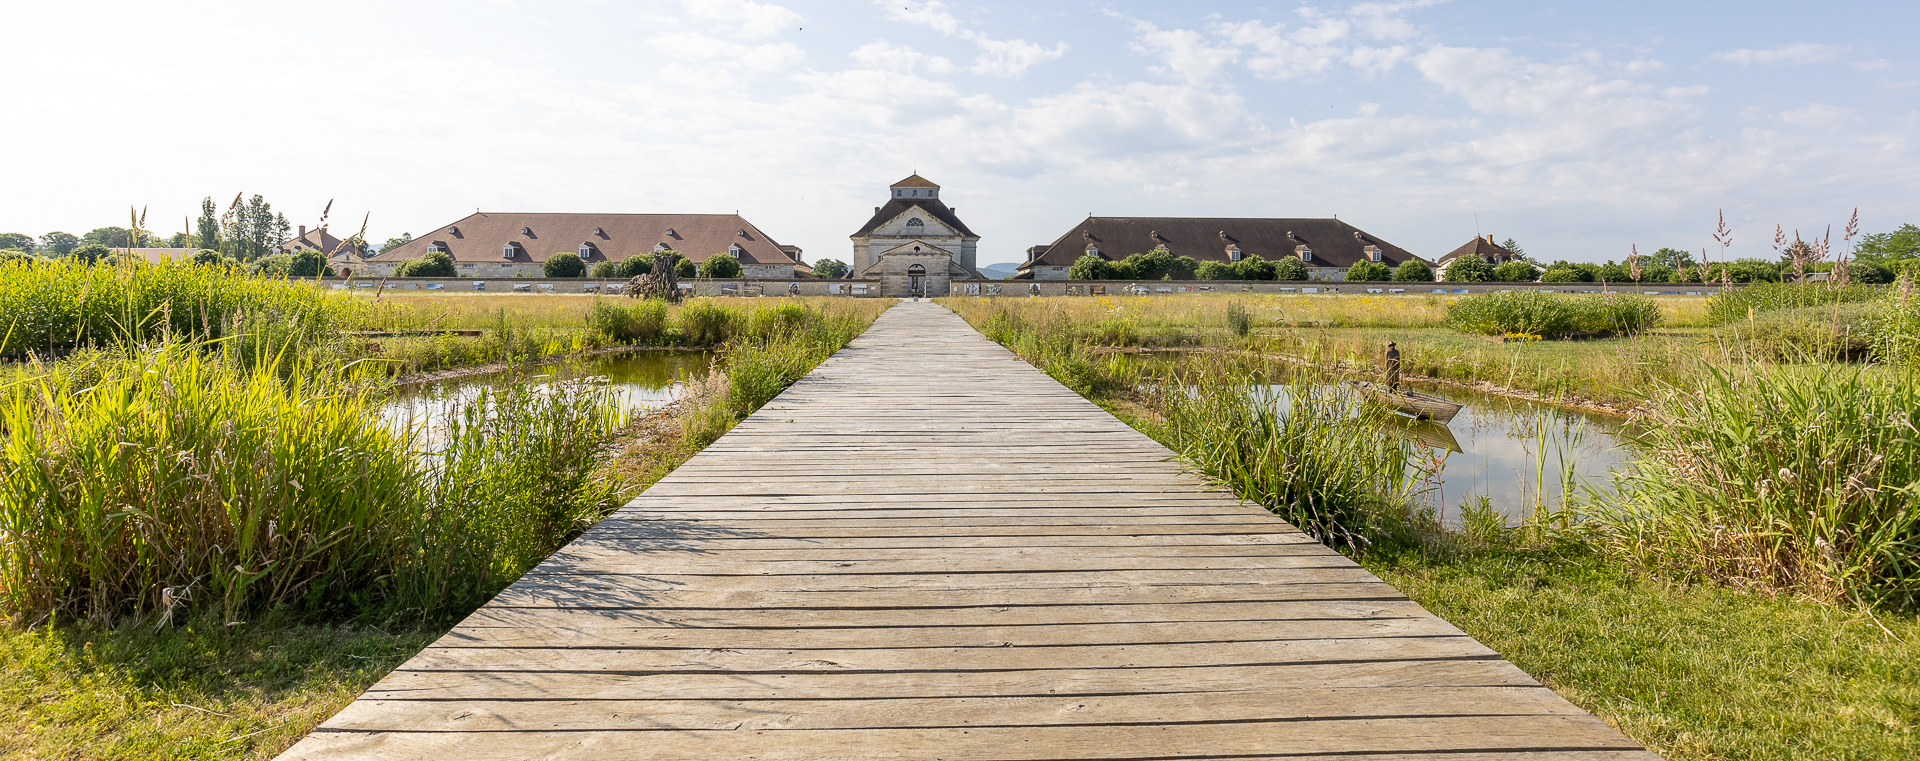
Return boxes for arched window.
[906,218,924,228]
[907,264,926,275]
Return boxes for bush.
[616,255,653,278]
[1705,282,1883,325]
[394,251,457,278]
[1068,254,1114,280]
[698,252,743,279]
[1444,290,1661,338]
[1540,264,1590,283]
[1225,301,1253,337]
[1392,260,1433,282]
[1346,260,1391,282]
[674,258,697,278]
[1491,260,1540,282]
[589,260,620,278]
[589,298,670,343]
[0,248,35,263]
[248,253,295,277]
[1870,276,1920,368]
[1272,256,1308,281]
[287,249,333,277]
[1111,249,1196,280]
[1848,259,1894,285]
[543,252,586,278]
[1442,255,1491,282]
[1716,303,1874,362]
[1195,261,1235,280]
[190,249,226,266]
[1600,363,1920,606]
[1224,256,1270,281]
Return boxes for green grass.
[0,617,436,760]
[1369,548,1920,761]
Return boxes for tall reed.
[1598,363,1920,607]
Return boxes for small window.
[1299,247,1313,263]
[1087,245,1100,258]
[728,244,743,256]
[1227,246,1242,262]
[1367,246,1382,262]
[578,243,593,258]
[654,243,668,251]
[502,243,516,259]
[906,218,924,228]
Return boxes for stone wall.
[314,276,1736,298]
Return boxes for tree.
[1068,254,1114,280]
[0,248,35,263]
[1855,223,1920,261]
[1491,260,1541,282]
[674,257,697,278]
[1539,262,1591,283]
[380,233,413,254]
[191,249,226,266]
[83,226,146,248]
[1195,261,1235,280]
[1272,256,1308,281]
[1345,260,1391,281]
[40,231,79,255]
[1112,248,1194,280]
[165,232,193,248]
[1648,247,1694,269]
[616,255,653,278]
[249,253,296,276]
[1442,255,1491,282]
[395,251,457,277]
[1499,238,1528,261]
[1233,256,1276,281]
[288,249,334,277]
[544,251,587,277]
[698,252,743,279]
[196,197,221,252]
[0,233,33,251]
[590,260,620,278]
[70,243,111,263]
[1848,259,1894,284]
[1392,260,1433,282]
[811,258,850,279]
[223,194,289,262]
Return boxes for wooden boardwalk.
[281,301,1657,760]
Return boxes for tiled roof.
[890,174,940,189]
[852,199,978,238]
[1437,236,1516,265]
[1019,217,1424,271]
[125,248,197,264]
[366,213,798,266]
[279,228,347,255]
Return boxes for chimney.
[1486,234,1494,244]
[299,225,306,239]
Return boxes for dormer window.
[428,242,448,254]
[1297,246,1313,263]
[654,243,669,251]
[502,243,518,259]
[578,242,595,259]
[1366,246,1382,262]
[728,244,744,256]
[1227,245,1243,262]
[1087,244,1101,258]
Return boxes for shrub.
[1195,261,1234,280]
[1705,282,1883,325]
[69,243,111,264]
[1225,301,1253,337]
[1600,364,1920,607]
[1716,303,1874,362]
[287,249,333,277]
[1848,260,1894,285]
[1233,256,1276,281]
[1111,249,1195,280]
[1444,291,1661,338]
[190,249,225,266]
[1392,260,1433,282]
[1491,260,1540,282]
[1272,256,1308,281]
[589,298,670,343]
[674,258,697,278]
[1442,255,1491,282]
[698,252,743,279]
[589,260,620,278]
[1346,260,1391,282]
[248,253,296,277]
[1540,264,1590,283]
[1870,275,1920,368]
[543,252,586,278]
[0,248,34,263]
[1069,254,1114,280]
[395,251,456,278]
[616,255,652,278]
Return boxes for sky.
[3,0,1916,266]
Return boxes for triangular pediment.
[879,239,954,256]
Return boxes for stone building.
[849,175,980,296]
[1435,235,1520,279]
[1016,216,1424,281]
[363,212,806,278]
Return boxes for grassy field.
[946,291,1919,760]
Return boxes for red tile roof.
[1020,217,1424,271]
[1437,236,1517,265]
[367,213,799,267]
[890,174,940,189]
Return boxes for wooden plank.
[277,301,1654,761]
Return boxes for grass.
[1442,290,1662,339]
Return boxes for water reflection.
[381,351,717,443]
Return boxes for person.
[1385,341,1401,391]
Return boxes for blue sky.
[4,0,1916,266]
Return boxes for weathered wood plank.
[277,301,1654,761]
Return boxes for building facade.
[848,175,980,296]
[1434,235,1520,280]
[1017,216,1425,281]
[364,212,805,278]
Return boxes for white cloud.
[677,0,802,39]
[1711,43,1848,66]
[850,42,954,74]
[1776,103,1857,127]
[1122,19,1239,84]
[880,1,1067,77]
[1854,59,1891,71]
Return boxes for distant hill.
[977,263,1021,279]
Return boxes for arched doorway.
[907,263,926,297]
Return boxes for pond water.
[380,351,717,439]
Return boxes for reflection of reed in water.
[1381,415,1463,453]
